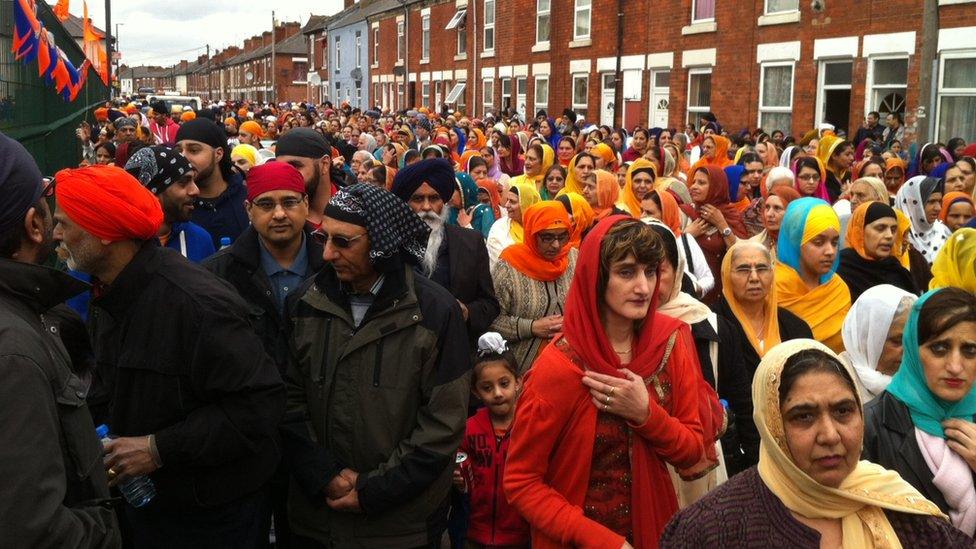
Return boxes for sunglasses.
[311,229,367,248]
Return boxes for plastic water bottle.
[95,424,156,507]
[219,236,231,249]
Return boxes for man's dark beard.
[195,151,216,189]
[306,161,321,197]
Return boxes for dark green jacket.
[282,262,471,547]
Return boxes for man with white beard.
[391,158,499,340]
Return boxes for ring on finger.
[603,403,609,411]
[107,468,118,480]
[605,394,611,405]
[609,387,616,397]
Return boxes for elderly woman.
[840,285,917,404]
[486,181,541,267]
[750,186,801,259]
[775,198,851,352]
[505,217,712,548]
[863,287,976,536]
[681,165,749,303]
[662,339,965,547]
[490,201,577,371]
[930,227,976,293]
[897,176,952,266]
[837,201,917,301]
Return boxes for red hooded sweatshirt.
[461,407,530,547]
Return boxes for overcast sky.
[49,0,343,66]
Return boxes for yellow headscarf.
[754,339,946,549]
[721,242,780,357]
[619,158,657,218]
[817,134,846,176]
[231,144,259,167]
[895,210,912,269]
[515,143,556,195]
[508,180,542,242]
[561,153,588,195]
[930,228,976,293]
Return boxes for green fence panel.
[0,0,109,175]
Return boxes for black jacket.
[203,224,324,372]
[434,225,500,340]
[863,391,976,514]
[0,259,119,547]
[688,314,758,475]
[712,298,814,379]
[88,242,286,509]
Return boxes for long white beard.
[419,207,451,277]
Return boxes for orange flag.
[81,1,108,84]
[53,0,69,21]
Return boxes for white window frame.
[457,80,467,111]
[372,28,379,67]
[483,78,494,113]
[757,61,795,131]
[516,76,527,115]
[421,14,431,61]
[573,0,591,40]
[691,0,715,23]
[355,31,362,69]
[457,27,467,56]
[422,80,430,107]
[397,21,405,62]
[483,0,495,52]
[764,0,799,14]
[686,68,712,125]
[500,77,512,111]
[572,74,589,114]
[536,0,551,45]
[936,50,976,141]
[534,75,549,113]
[865,55,909,116]
[814,59,853,127]
[335,36,341,73]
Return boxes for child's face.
[473,362,521,419]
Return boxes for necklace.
[613,349,631,355]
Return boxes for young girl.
[456,333,530,548]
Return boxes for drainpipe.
[613,0,623,127]
[472,0,478,116]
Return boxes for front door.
[649,70,670,129]
[601,73,615,127]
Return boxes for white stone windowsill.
[681,21,716,35]
[531,42,551,53]
[569,38,592,48]
[419,58,429,65]
[454,53,468,61]
[939,0,976,4]
[480,50,496,58]
[395,60,404,67]
[757,11,801,26]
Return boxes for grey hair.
[894,295,918,318]
[729,240,773,265]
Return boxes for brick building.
[208,22,310,103]
[303,15,332,104]
[363,0,976,141]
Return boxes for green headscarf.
[886,288,976,437]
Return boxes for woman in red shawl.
[681,165,748,303]
[504,217,710,549]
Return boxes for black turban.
[175,118,227,150]
[275,128,330,159]
[391,158,457,202]
[0,131,43,234]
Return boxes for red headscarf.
[476,178,502,219]
[764,186,802,240]
[560,215,715,546]
[499,201,572,281]
[680,165,747,237]
[55,165,163,241]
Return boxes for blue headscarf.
[886,289,976,437]
[453,127,467,156]
[724,165,746,202]
[544,117,562,151]
[928,162,952,182]
[777,197,841,284]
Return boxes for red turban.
[55,165,163,242]
[246,162,306,202]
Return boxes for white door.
[649,70,670,129]
[516,77,527,118]
[435,81,443,112]
[600,73,615,127]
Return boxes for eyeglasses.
[251,197,305,212]
[537,232,570,245]
[797,174,820,182]
[732,264,772,276]
[311,229,367,248]
[42,177,56,198]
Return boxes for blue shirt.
[259,236,310,316]
[191,173,250,250]
[167,222,216,263]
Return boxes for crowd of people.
[1,93,976,548]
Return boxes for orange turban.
[224,117,237,127]
[238,108,249,118]
[180,111,197,122]
[94,107,109,122]
[54,166,163,242]
[240,120,264,138]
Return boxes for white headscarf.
[779,146,797,168]
[840,285,917,402]
[896,175,952,265]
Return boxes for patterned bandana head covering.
[124,145,192,195]
[113,116,137,130]
[325,183,431,267]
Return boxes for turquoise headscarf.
[886,288,976,437]
[776,197,841,284]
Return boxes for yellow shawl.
[774,264,850,353]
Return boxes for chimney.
[262,31,271,47]
[344,0,355,8]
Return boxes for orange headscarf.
[939,192,975,223]
[686,135,732,179]
[466,128,487,150]
[180,111,197,122]
[591,142,617,171]
[54,165,163,242]
[383,166,398,191]
[721,242,781,357]
[846,201,899,260]
[645,189,683,236]
[620,158,657,218]
[499,201,572,281]
[591,169,621,220]
[459,149,481,172]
